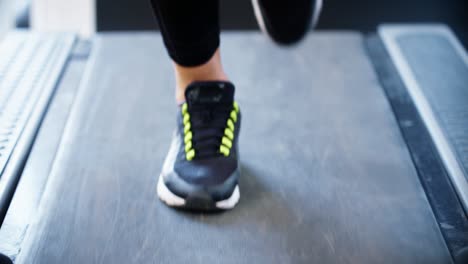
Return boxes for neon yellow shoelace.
[182,101,239,161]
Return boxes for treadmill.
[0,25,467,263]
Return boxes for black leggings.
[150,0,288,67]
[150,0,220,67]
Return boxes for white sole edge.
[312,0,323,28]
[251,0,269,38]
[251,0,324,41]
[157,176,240,210]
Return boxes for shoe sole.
[157,175,240,211]
[251,0,323,42]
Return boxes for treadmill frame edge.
[365,30,468,262]
[378,24,468,214]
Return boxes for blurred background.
[0,0,467,47]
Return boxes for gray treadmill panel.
[379,25,468,213]
[14,33,450,263]
[0,31,74,217]
[397,35,468,174]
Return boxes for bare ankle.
[174,49,229,103]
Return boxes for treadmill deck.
[6,32,452,263]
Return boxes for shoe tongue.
[185,81,234,107]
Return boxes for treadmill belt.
[13,33,451,264]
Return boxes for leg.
[150,0,228,103]
[150,0,241,211]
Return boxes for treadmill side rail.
[379,24,468,214]
[0,31,75,222]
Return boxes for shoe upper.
[254,0,320,45]
[161,81,241,198]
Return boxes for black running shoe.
[251,0,323,45]
[157,81,241,210]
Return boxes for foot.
[158,81,241,211]
[251,0,323,45]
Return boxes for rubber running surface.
[14,33,451,263]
